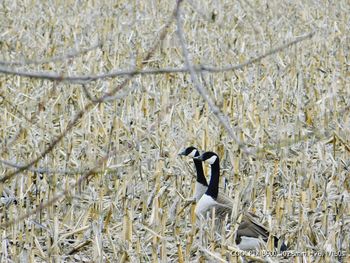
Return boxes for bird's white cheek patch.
[189,149,197,158]
[206,155,217,165]
[195,194,217,215]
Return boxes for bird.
[178,146,208,202]
[194,151,287,251]
[179,146,232,204]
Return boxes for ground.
[0,0,349,262]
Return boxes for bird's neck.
[194,159,208,186]
[206,161,219,199]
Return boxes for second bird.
[194,151,287,251]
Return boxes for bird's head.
[194,151,219,165]
[178,146,199,158]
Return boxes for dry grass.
[0,0,349,262]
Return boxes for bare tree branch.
[0,107,86,183]
[0,3,177,184]
[0,93,52,151]
[200,31,314,72]
[259,104,350,154]
[0,149,114,229]
[175,0,252,155]
[0,32,314,83]
[3,103,348,177]
[0,159,93,175]
[0,41,101,67]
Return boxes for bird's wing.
[237,213,269,240]
[216,192,234,207]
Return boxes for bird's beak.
[193,155,203,161]
[178,149,186,156]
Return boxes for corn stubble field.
[0,0,349,262]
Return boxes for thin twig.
[0,4,177,184]
[0,94,45,129]
[0,159,95,175]
[0,149,114,228]
[175,0,251,154]
[259,104,350,154]
[2,93,346,179]
[0,33,314,83]
[0,41,101,67]
[0,107,87,183]
[200,31,314,72]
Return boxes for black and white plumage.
[193,152,233,218]
[178,146,229,203]
[194,151,287,251]
[178,146,208,202]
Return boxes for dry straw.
[0,0,349,262]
